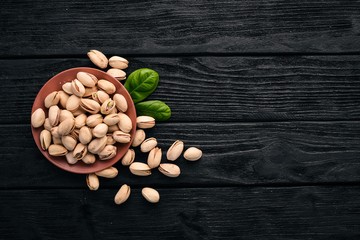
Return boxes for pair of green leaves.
[124,68,171,121]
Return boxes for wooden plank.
[1,0,359,56]
[1,56,360,123]
[1,122,359,188]
[1,186,359,239]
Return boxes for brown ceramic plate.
[31,67,136,174]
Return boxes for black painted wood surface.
[0,0,359,239]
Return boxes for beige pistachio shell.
[141,187,160,203]
[72,143,87,160]
[71,107,86,117]
[50,126,60,138]
[107,68,126,81]
[79,126,93,145]
[140,137,157,153]
[48,144,68,156]
[59,110,74,122]
[97,79,116,95]
[43,118,52,131]
[131,129,146,147]
[71,79,85,97]
[98,145,117,160]
[80,98,100,114]
[61,135,77,151]
[86,173,99,191]
[92,123,109,138]
[62,82,73,95]
[76,71,98,87]
[166,140,184,161]
[107,124,120,133]
[109,56,129,69]
[136,116,155,129]
[103,113,120,126]
[147,147,162,169]
[117,112,132,133]
[114,184,131,205]
[65,152,78,165]
[183,147,202,161]
[88,136,107,154]
[83,86,98,97]
[121,149,135,166]
[129,162,151,176]
[58,91,70,109]
[87,49,108,69]
[113,131,131,143]
[48,105,61,127]
[74,113,87,129]
[66,94,81,112]
[158,163,181,178]
[106,134,116,145]
[82,153,96,164]
[92,90,109,104]
[86,114,103,127]
[95,167,118,178]
[44,91,60,108]
[57,118,75,136]
[113,93,128,112]
[31,108,46,128]
[100,98,116,115]
[40,129,51,150]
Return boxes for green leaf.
[124,68,159,103]
[135,100,171,121]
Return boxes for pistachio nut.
[136,116,155,129]
[183,147,202,161]
[80,98,100,114]
[113,131,131,143]
[106,134,116,145]
[61,135,77,151]
[103,113,120,126]
[92,123,108,138]
[98,145,117,160]
[58,90,70,109]
[95,166,118,178]
[92,90,109,104]
[31,108,45,128]
[40,129,51,150]
[43,118,52,131]
[113,93,128,112]
[50,126,60,138]
[109,107,118,114]
[114,184,131,205]
[147,147,162,169]
[70,128,80,140]
[129,162,151,176]
[71,79,85,97]
[107,68,126,81]
[59,110,74,122]
[76,71,98,87]
[48,144,68,156]
[72,107,86,117]
[100,98,116,115]
[109,56,129,69]
[141,187,160,203]
[62,82,73,95]
[87,49,108,69]
[79,126,93,145]
[131,129,146,147]
[74,113,87,129]
[118,112,132,133]
[82,153,96,164]
[86,173,99,191]
[86,114,103,127]
[65,152,78,165]
[121,149,135,166]
[166,140,184,161]
[83,86,98,97]
[107,124,120,133]
[140,137,157,153]
[88,136,107,154]
[72,143,87,160]
[48,105,61,127]
[158,163,181,178]
[97,79,116,95]
[66,94,81,112]
[44,91,60,108]
[52,136,62,145]
[57,118,75,136]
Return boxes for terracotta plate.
[31,67,136,174]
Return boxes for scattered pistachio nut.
[147,147,162,169]
[140,137,157,153]
[86,173,99,191]
[95,166,118,178]
[98,145,117,160]
[166,140,184,161]
[114,184,131,205]
[141,187,160,203]
[158,163,181,178]
[113,93,128,112]
[109,56,129,69]
[121,149,135,166]
[87,49,108,69]
[118,112,132,133]
[107,68,126,81]
[129,162,151,176]
[113,130,131,143]
[136,116,155,129]
[131,129,146,147]
[183,147,202,161]
[97,79,116,95]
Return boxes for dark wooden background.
[1,0,360,239]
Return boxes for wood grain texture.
[1,56,360,124]
[1,0,359,56]
[1,122,359,188]
[1,186,359,239]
